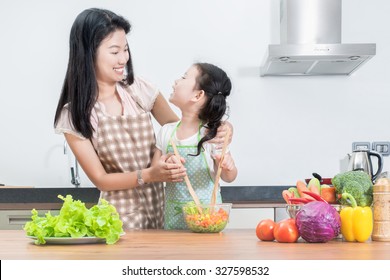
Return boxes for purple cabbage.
[295,201,341,243]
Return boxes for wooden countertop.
[1,229,389,260]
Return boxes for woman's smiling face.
[95,29,129,84]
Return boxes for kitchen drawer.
[0,210,59,230]
[227,208,274,229]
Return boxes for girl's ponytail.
[192,63,231,156]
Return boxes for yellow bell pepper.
[340,193,373,242]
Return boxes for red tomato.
[256,219,275,241]
[273,218,299,243]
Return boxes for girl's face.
[95,29,129,84]
[170,65,200,108]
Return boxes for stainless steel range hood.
[260,0,376,76]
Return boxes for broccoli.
[331,170,373,207]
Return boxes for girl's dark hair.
[54,8,134,138]
[192,63,232,156]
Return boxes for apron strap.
[166,121,213,182]
[94,84,148,122]
[166,121,203,153]
[93,102,105,120]
[125,84,147,113]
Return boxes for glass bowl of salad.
[182,203,232,233]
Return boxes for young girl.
[153,63,238,230]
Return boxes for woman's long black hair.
[193,63,232,156]
[54,8,134,138]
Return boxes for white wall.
[0,0,389,187]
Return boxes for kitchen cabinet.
[228,207,274,229]
[0,186,289,229]
[0,210,59,230]
[275,206,290,222]
[0,206,285,230]
[227,203,290,229]
[0,187,100,230]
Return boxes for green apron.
[164,122,222,230]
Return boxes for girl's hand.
[214,153,236,171]
[165,153,186,165]
[207,121,233,149]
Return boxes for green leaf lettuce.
[24,194,123,245]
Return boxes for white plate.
[27,232,125,245]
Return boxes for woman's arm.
[65,133,138,191]
[65,133,185,191]
[151,92,233,146]
[151,93,179,126]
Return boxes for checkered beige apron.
[94,96,164,229]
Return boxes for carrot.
[296,180,315,201]
[282,190,294,204]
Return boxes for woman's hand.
[148,153,187,183]
[208,121,233,149]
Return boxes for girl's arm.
[214,152,238,183]
[65,133,186,191]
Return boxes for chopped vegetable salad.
[183,202,230,233]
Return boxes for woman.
[54,8,232,229]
